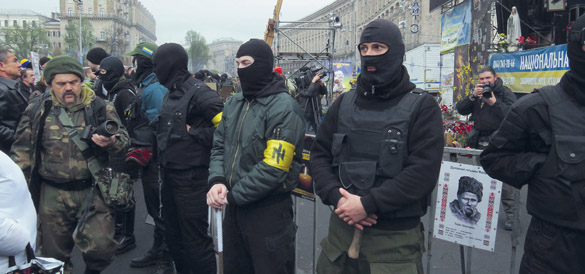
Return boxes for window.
[47,31,51,37]
[88,8,92,15]
[23,20,27,28]
[68,8,72,16]
[100,8,104,17]
[100,31,105,40]
[52,31,56,37]
[58,31,61,37]
[32,21,36,27]
[4,20,8,27]
[80,8,84,15]
[58,42,61,48]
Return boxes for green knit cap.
[43,56,85,85]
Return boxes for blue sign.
[441,0,471,54]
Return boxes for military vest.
[531,86,585,230]
[332,89,426,193]
[157,78,209,168]
[125,77,157,146]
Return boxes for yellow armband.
[212,112,222,128]
[263,140,295,172]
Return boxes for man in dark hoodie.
[124,42,173,274]
[480,14,585,274]
[154,43,223,274]
[310,19,444,273]
[206,39,305,274]
[98,56,138,255]
[86,47,109,99]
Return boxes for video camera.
[80,120,120,143]
[293,66,328,90]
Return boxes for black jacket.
[310,70,444,230]
[480,80,585,230]
[106,78,136,126]
[456,78,516,135]
[298,81,326,124]
[0,77,28,154]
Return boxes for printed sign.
[440,0,471,54]
[489,44,569,93]
[293,134,316,201]
[433,161,502,252]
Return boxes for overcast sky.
[2,0,336,45]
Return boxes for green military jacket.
[11,86,129,205]
[208,91,305,206]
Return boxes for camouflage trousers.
[39,183,115,274]
[317,212,425,274]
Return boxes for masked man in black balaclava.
[481,14,585,274]
[97,56,138,256]
[153,43,223,274]
[206,39,305,274]
[123,42,173,273]
[310,19,444,273]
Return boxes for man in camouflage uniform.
[11,56,130,274]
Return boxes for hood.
[153,43,191,90]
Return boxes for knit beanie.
[43,56,85,85]
[86,47,109,65]
[457,176,483,202]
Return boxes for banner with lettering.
[440,0,471,54]
[433,161,502,252]
[489,45,569,93]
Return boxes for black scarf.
[236,39,274,98]
[153,43,190,89]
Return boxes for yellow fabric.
[263,139,295,172]
[212,112,222,128]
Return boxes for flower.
[516,36,536,47]
[496,33,509,48]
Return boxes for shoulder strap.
[56,108,103,179]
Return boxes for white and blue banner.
[440,0,471,54]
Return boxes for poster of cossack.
[433,161,502,251]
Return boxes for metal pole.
[427,197,435,274]
[78,0,83,64]
[465,246,472,274]
[510,190,521,274]
[459,245,466,274]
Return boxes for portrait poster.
[433,161,502,252]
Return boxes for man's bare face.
[50,74,82,107]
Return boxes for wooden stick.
[347,228,363,259]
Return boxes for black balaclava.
[132,54,154,84]
[358,19,405,88]
[99,56,124,91]
[152,43,190,89]
[560,14,585,105]
[236,39,274,97]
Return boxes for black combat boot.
[154,252,175,274]
[130,235,164,267]
[114,208,136,254]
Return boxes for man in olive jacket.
[206,39,305,274]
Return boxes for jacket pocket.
[377,127,404,178]
[331,133,346,167]
[339,161,376,190]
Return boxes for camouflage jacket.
[11,86,129,206]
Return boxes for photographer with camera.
[10,56,130,274]
[455,66,517,231]
[297,67,327,133]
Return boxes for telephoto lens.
[95,120,120,137]
[482,83,492,99]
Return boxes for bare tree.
[184,30,210,72]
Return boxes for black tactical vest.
[332,89,426,194]
[530,86,585,230]
[125,77,156,146]
[157,78,210,168]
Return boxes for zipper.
[228,99,252,187]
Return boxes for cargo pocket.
[370,261,419,274]
[555,135,585,181]
[319,237,344,263]
[378,127,404,177]
[331,133,346,167]
[339,161,376,190]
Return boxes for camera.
[80,120,120,142]
[482,82,493,99]
[293,66,329,90]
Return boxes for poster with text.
[433,161,502,251]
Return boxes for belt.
[42,177,93,191]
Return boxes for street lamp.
[74,0,83,64]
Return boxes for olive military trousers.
[317,212,425,274]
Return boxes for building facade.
[206,38,242,76]
[276,0,441,73]
[60,0,156,62]
[0,9,60,58]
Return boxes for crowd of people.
[0,15,584,274]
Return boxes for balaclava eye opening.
[99,56,124,91]
[152,43,190,89]
[236,39,274,97]
[358,19,405,88]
